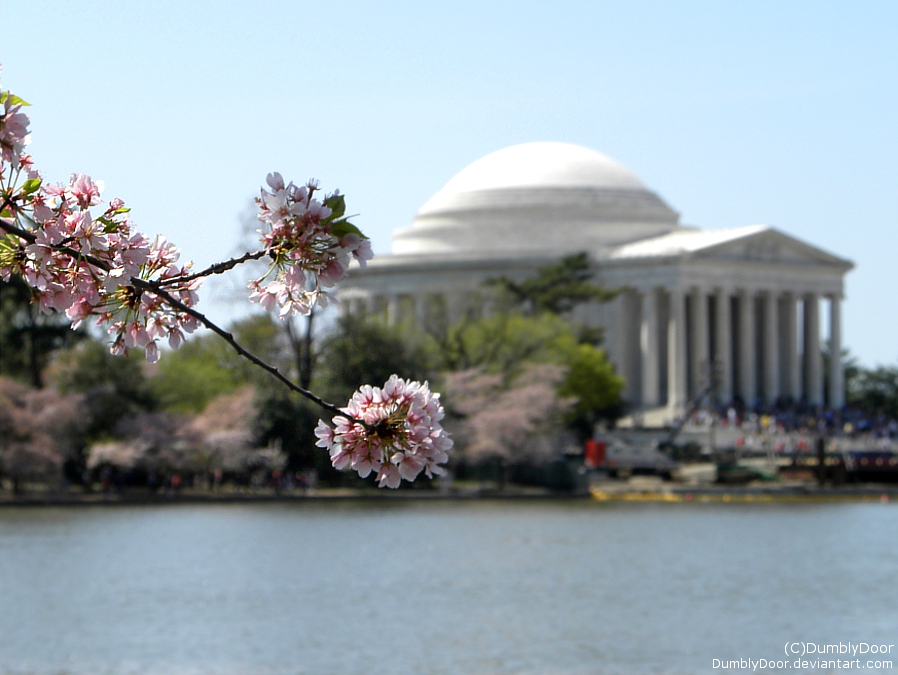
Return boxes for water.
[1,500,896,675]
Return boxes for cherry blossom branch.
[0,213,363,425]
[0,215,106,269]
[0,182,372,424]
[1,67,451,487]
[129,277,361,423]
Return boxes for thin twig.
[131,278,357,421]
[155,249,270,286]
[1,216,112,271]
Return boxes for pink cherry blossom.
[0,155,202,361]
[249,174,371,317]
[376,463,402,489]
[0,86,31,168]
[314,375,453,488]
[68,173,104,208]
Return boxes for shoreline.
[1,481,897,507]
[0,485,581,507]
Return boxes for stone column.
[614,290,639,403]
[737,289,756,404]
[714,288,732,403]
[446,293,466,325]
[690,287,709,399]
[640,288,660,407]
[804,293,823,406]
[609,293,625,394]
[414,294,428,327]
[667,288,687,412]
[386,295,401,326]
[828,294,844,408]
[780,293,800,400]
[762,290,780,403]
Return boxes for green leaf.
[329,218,366,240]
[0,92,30,106]
[324,194,346,220]
[21,178,42,195]
[96,217,119,233]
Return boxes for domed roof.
[434,142,647,195]
[393,142,681,257]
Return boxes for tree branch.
[0,214,369,428]
[155,249,270,286]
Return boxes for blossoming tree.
[0,66,451,488]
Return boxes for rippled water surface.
[1,499,896,674]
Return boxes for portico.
[616,284,845,411]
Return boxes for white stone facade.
[339,143,853,413]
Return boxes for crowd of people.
[685,397,897,454]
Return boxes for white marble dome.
[392,142,682,257]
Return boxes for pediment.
[695,228,852,269]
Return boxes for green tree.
[55,338,158,440]
[0,277,85,388]
[486,252,617,316]
[317,314,436,405]
[847,364,898,420]
[251,385,322,476]
[151,314,288,413]
[227,313,294,384]
[152,340,242,413]
[558,342,625,439]
[437,311,579,378]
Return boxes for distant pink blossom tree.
[86,389,285,485]
[0,376,85,492]
[444,363,574,467]
[188,388,267,477]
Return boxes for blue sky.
[3,0,896,367]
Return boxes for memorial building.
[338,142,853,414]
